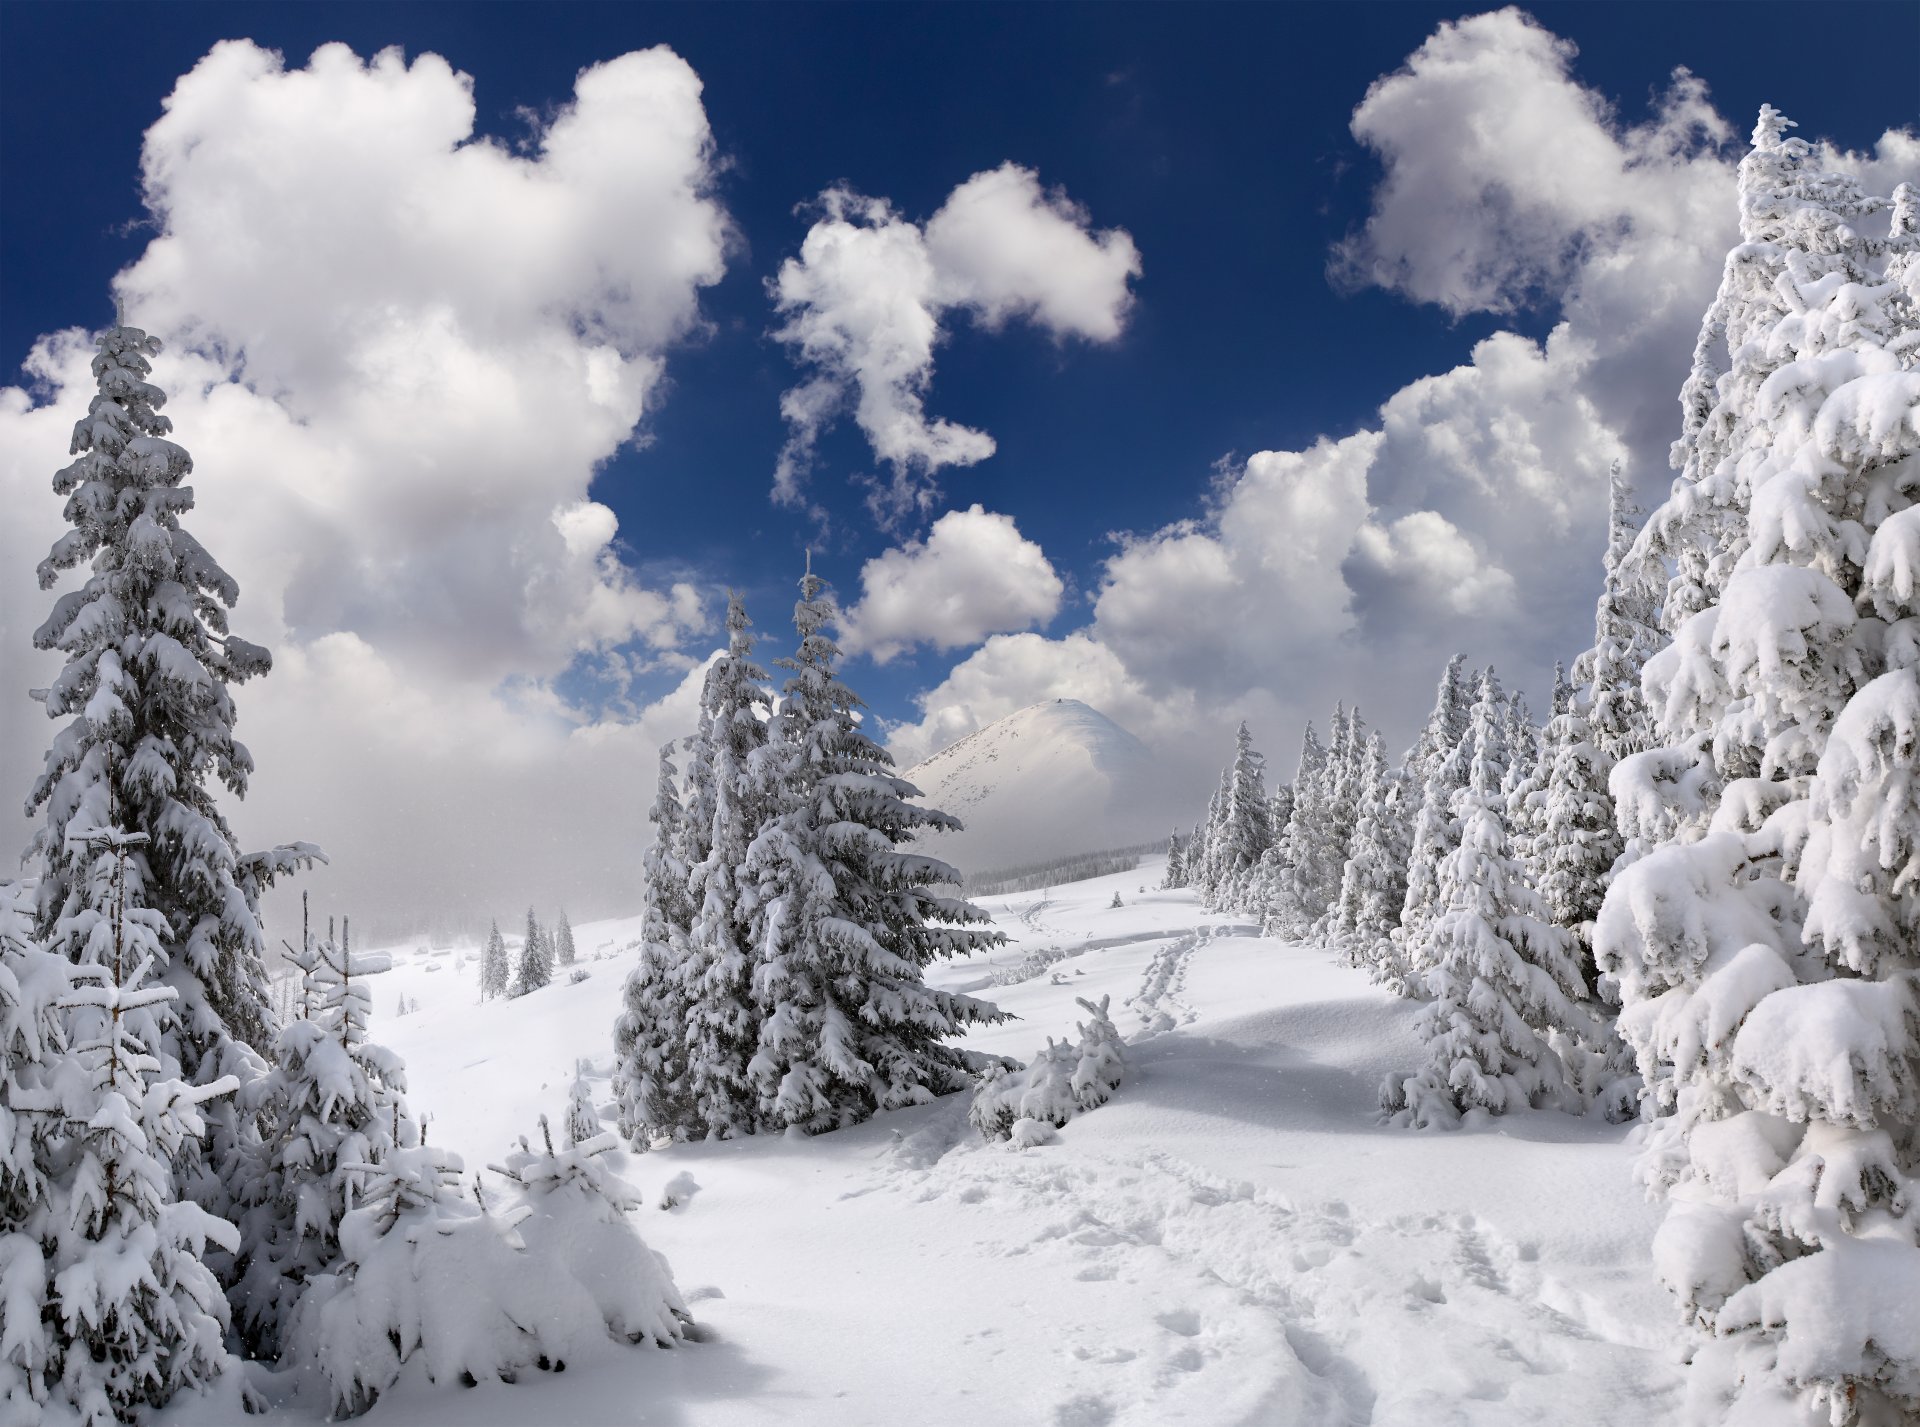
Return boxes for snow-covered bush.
[491,1116,688,1347]
[971,997,1126,1142]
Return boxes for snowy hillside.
[901,699,1173,873]
[218,858,1681,1427]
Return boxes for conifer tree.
[479,920,510,1001]
[232,910,410,1356]
[23,312,319,1221]
[1382,681,1591,1129]
[1261,722,1337,937]
[614,745,696,1145]
[1160,830,1187,890]
[564,1069,600,1149]
[1198,723,1273,911]
[44,823,244,1420]
[741,565,1007,1133]
[682,593,775,1139]
[1388,663,1485,996]
[513,908,553,997]
[1329,732,1411,970]
[554,910,576,967]
[1597,114,1920,1424]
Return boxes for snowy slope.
[901,699,1172,874]
[219,862,1683,1427]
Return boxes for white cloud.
[772,163,1139,526]
[1,41,730,937]
[898,10,1901,799]
[839,505,1064,663]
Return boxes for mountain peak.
[903,701,1167,874]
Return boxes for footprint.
[1156,1308,1203,1338]
[1075,1264,1118,1282]
[1053,1394,1115,1426]
[1167,1344,1204,1373]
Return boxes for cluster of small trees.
[1177,513,1656,1129]
[1177,110,1920,1424]
[0,317,683,1422]
[613,579,1007,1145]
[479,907,577,1000]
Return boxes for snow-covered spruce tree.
[1596,116,1920,1426]
[45,824,244,1421]
[1160,830,1188,890]
[564,1068,599,1149]
[554,911,576,967]
[970,996,1125,1142]
[613,744,697,1145]
[1199,722,1274,911]
[1261,721,1338,937]
[1585,460,1662,768]
[231,912,410,1358]
[681,593,775,1140]
[24,314,319,1222]
[1329,732,1411,971]
[1382,677,1592,1129]
[479,919,510,1001]
[0,878,80,1420]
[741,566,1006,1133]
[1403,653,1472,788]
[1387,661,1482,997]
[513,908,552,997]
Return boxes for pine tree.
[44,823,244,1420]
[1584,461,1661,768]
[0,879,78,1419]
[680,594,776,1140]
[1160,830,1187,890]
[613,744,696,1145]
[1403,653,1472,788]
[564,1069,600,1149]
[1596,114,1920,1424]
[1198,723,1274,911]
[23,312,319,1224]
[554,911,576,967]
[232,908,410,1357]
[513,908,553,997]
[1388,662,1485,996]
[1261,721,1338,937]
[1382,681,1591,1129]
[1329,732,1411,971]
[741,565,1007,1133]
[479,920,510,1001]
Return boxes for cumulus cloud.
[895,10,1916,806]
[772,163,1139,526]
[1,41,730,938]
[839,505,1064,663]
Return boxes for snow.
[214,855,1681,1426]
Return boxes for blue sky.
[3,3,1916,931]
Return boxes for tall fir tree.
[681,593,775,1139]
[1383,679,1591,1129]
[1597,115,1920,1425]
[1328,731,1411,971]
[741,565,1007,1132]
[23,314,319,1223]
[43,823,244,1420]
[1260,721,1337,937]
[513,908,553,997]
[554,910,576,967]
[1197,723,1273,911]
[1160,830,1188,890]
[1387,660,1483,996]
[479,919,510,1001]
[614,744,696,1144]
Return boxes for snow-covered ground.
[247,857,1683,1426]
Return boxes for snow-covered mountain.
[900,699,1171,874]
